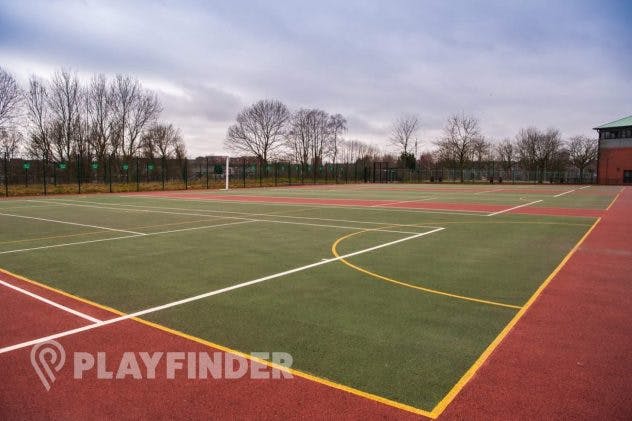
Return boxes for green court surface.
[0,184,617,413]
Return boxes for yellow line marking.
[428,217,601,418]
[0,215,603,418]
[0,268,126,316]
[331,230,521,310]
[606,187,624,211]
[133,319,435,417]
[0,267,434,418]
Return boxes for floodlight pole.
[224,156,230,190]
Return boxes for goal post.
[224,156,230,190]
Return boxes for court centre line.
[42,197,474,227]
[0,220,256,255]
[30,199,443,234]
[46,198,396,224]
[0,279,101,323]
[0,212,430,255]
[129,194,489,216]
[486,200,543,216]
[0,227,444,354]
[0,211,145,235]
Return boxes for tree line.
[225,99,598,182]
[0,66,185,167]
[431,113,598,182]
[3,66,599,183]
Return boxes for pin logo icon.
[30,340,66,391]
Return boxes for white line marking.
[0,227,445,354]
[256,219,427,235]
[487,200,543,216]
[0,220,256,255]
[474,188,504,195]
[30,199,442,234]
[129,194,487,216]
[554,189,576,197]
[369,198,437,207]
[0,279,101,323]
[554,185,591,197]
[0,212,145,235]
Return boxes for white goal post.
[224,156,230,190]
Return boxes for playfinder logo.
[30,340,293,391]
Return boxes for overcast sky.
[1,0,631,156]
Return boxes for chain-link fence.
[0,154,598,197]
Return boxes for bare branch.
[0,66,22,131]
[225,99,290,163]
[389,114,419,154]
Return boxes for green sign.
[58,162,67,170]
[147,163,155,171]
[122,164,129,171]
[91,162,99,170]
[23,162,30,170]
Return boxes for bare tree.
[76,84,92,158]
[434,113,481,182]
[389,114,419,155]
[567,135,598,181]
[0,66,22,131]
[111,74,161,160]
[25,76,52,158]
[173,138,187,161]
[88,74,116,165]
[126,90,161,158]
[0,128,22,158]
[339,139,379,165]
[48,69,81,161]
[285,108,312,174]
[327,113,347,164]
[225,99,290,165]
[471,137,491,175]
[306,109,330,168]
[141,123,182,159]
[496,138,516,174]
[516,127,563,182]
[111,74,137,157]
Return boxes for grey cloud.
[1,0,630,156]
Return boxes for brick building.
[594,116,632,184]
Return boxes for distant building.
[594,116,632,184]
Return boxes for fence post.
[136,156,140,192]
[288,162,292,186]
[43,153,47,195]
[274,162,278,186]
[184,158,188,190]
[77,154,81,193]
[206,157,209,189]
[242,158,246,188]
[3,153,8,197]
[162,156,166,190]
[109,155,113,193]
